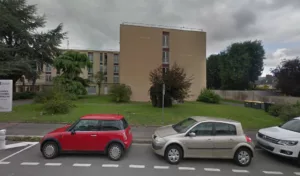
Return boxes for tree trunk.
[98,83,101,96]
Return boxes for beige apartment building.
[120,23,207,101]
[16,50,120,95]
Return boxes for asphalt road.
[0,143,299,176]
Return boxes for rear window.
[101,118,128,131]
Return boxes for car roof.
[80,114,124,120]
[190,116,240,124]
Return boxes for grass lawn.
[221,99,244,104]
[1,96,281,129]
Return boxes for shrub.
[13,92,36,100]
[197,89,221,104]
[269,102,300,122]
[109,84,132,103]
[34,89,54,103]
[42,98,72,114]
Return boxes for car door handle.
[207,139,212,141]
[90,134,97,137]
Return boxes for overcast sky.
[28,0,300,76]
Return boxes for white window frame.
[114,65,119,73]
[162,51,169,64]
[45,73,52,82]
[113,76,119,83]
[45,64,52,72]
[100,65,103,72]
[114,54,119,64]
[88,52,93,63]
[163,34,169,48]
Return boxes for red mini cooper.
[40,114,133,161]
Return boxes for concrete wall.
[213,90,300,104]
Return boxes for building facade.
[16,50,120,95]
[119,23,206,101]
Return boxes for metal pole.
[162,83,165,125]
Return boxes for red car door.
[60,120,101,151]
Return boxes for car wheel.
[165,145,182,165]
[108,143,123,161]
[234,147,252,166]
[42,141,59,159]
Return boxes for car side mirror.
[71,129,76,135]
[188,132,196,137]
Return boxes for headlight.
[155,136,166,144]
[277,140,298,146]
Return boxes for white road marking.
[178,167,195,171]
[0,161,10,164]
[0,142,39,162]
[294,172,300,175]
[73,163,91,167]
[102,164,119,168]
[45,163,62,166]
[154,166,169,169]
[129,164,145,168]
[204,168,220,172]
[263,171,283,175]
[21,162,39,166]
[232,169,249,173]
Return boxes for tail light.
[246,136,252,143]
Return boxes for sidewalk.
[0,122,258,143]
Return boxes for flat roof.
[121,22,205,32]
[81,114,124,120]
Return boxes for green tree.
[53,51,92,97]
[149,63,193,108]
[94,71,105,96]
[219,40,265,90]
[0,0,66,91]
[207,54,222,89]
[272,57,300,96]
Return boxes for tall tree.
[0,0,66,91]
[207,54,222,89]
[149,63,193,107]
[94,71,105,96]
[219,40,265,90]
[53,51,92,96]
[272,57,300,96]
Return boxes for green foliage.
[13,92,36,100]
[197,89,221,104]
[206,40,265,90]
[0,0,66,86]
[149,63,193,108]
[269,102,300,122]
[53,76,87,97]
[109,84,132,103]
[272,57,300,96]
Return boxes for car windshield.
[172,117,197,133]
[279,119,300,133]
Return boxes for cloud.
[26,0,300,75]
[264,47,300,68]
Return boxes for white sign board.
[0,80,13,112]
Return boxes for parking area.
[0,141,299,176]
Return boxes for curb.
[5,135,152,144]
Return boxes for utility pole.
[162,83,165,125]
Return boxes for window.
[73,120,100,131]
[214,123,237,136]
[45,64,51,72]
[88,52,93,63]
[162,34,169,47]
[190,122,213,136]
[172,118,197,133]
[88,75,93,82]
[114,54,119,64]
[121,118,128,129]
[162,51,169,63]
[280,119,300,133]
[100,53,103,63]
[88,66,93,74]
[104,66,107,75]
[113,76,119,83]
[45,74,52,82]
[104,53,107,65]
[100,65,103,72]
[114,65,119,73]
[104,76,107,83]
[56,69,61,75]
[101,120,122,131]
[162,67,169,74]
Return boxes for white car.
[256,117,300,163]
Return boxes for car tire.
[165,145,182,165]
[234,147,252,166]
[42,141,59,159]
[107,143,124,161]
